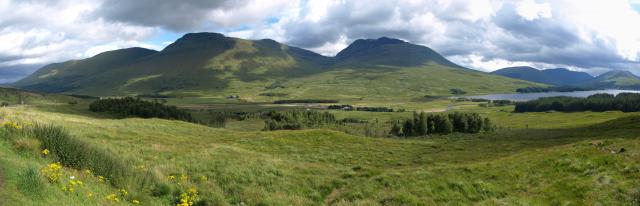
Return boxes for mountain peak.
[334,37,459,67]
[162,32,234,53]
[599,70,639,79]
[180,32,226,40]
[492,66,594,86]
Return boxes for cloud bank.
[1,0,640,83]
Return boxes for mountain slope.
[14,48,158,92]
[491,66,594,86]
[585,70,640,89]
[13,33,541,99]
[335,37,461,68]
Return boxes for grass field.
[1,100,640,205]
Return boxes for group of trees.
[273,99,339,104]
[456,98,512,107]
[328,104,354,110]
[515,93,640,113]
[89,97,194,122]
[390,112,494,137]
[356,107,394,112]
[327,105,395,112]
[263,110,337,130]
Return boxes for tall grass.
[9,124,159,194]
[17,167,44,198]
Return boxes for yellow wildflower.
[179,174,188,182]
[177,188,198,206]
[119,188,129,196]
[41,162,62,182]
[4,121,22,130]
[106,193,120,202]
[168,175,176,181]
[41,149,50,156]
[132,199,140,204]
[97,175,105,183]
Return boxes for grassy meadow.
[1,94,640,205]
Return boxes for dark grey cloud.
[95,0,247,31]
[265,1,640,72]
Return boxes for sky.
[1,0,640,83]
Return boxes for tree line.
[390,112,494,137]
[327,105,397,112]
[89,97,195,122]
[273,99,339,104]
[514,93,640,112]
[263,110,337,130]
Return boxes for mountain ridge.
[491,66,594,86]
[13,32,540,99]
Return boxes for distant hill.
[491,66,594,86]
[585,70,640,89]
[334,37,461,68]
[13,33,540,100]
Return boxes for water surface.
[467,90,640,101]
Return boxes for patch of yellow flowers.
[3,121,22,130]
[105,193,120,202]
[62,179,84,193]
[41,162,62,182]
[177,188,199,206]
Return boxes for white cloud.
[2,0,640,83]
[516,0,552,20]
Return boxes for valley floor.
[1,102,640,205]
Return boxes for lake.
[466,89,640,101]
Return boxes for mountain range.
[492,66,640,89]
[13,32,539,99]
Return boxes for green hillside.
[13,33,540,100]
[586,70,640,89]
[1,102,640,205]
